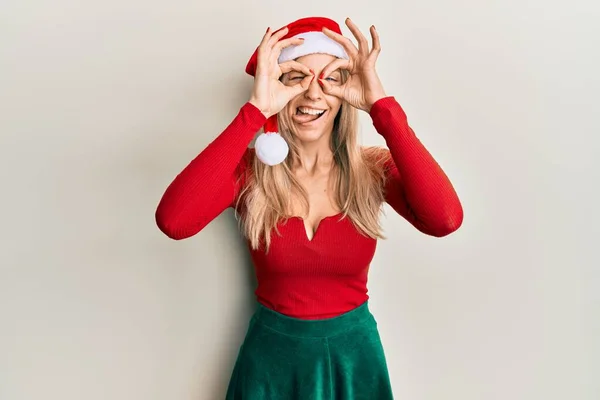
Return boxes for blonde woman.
[155,16,463,400]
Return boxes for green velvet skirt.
[225,301,394,399]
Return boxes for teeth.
[298,107,325,115]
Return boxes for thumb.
[319,78,344,98]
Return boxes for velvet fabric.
[225,302,394,399]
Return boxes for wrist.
[365,92,387,113]
[248,98,271,118]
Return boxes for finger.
[271,37,305,61]
[321,27,359,58]
[258,27,291,71]
[345,18,369,56]
[256,27,275,68]
[320,58,351,81]
[319,78,344,98]
[274,37,305,53]
[267,26,289,47]
[259,27,272,47]
[278,60,313,76]
[369,25,381,59]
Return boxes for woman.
[155,16,463,400]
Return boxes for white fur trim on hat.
[278,31,349,63]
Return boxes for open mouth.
[295,107,326,123]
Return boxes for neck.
[294,135,334,176]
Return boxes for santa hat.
[245,17,349,166]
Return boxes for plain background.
[1,0,598,399]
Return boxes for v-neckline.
[289,212,344,242]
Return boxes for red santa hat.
[245,17,349,166]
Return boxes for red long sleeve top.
[155,97,463,319]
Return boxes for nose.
[304,75,323,101]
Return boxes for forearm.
[370,96,463,236]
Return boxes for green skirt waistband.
[226,301,394,399]
[252,301,373,338]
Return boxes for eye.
[285,74,305,82]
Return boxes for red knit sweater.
[155,97,463,319]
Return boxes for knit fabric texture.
[155,97,463,319]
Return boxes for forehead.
[294,53,339,70]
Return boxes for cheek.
[325,94,342,110]
[285,99,300,114]
[327,101,342,117]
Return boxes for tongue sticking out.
[295,109,324,124]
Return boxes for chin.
[294,128,328,143]
[294,121,336,142]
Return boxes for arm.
[370,96,463,237]
[318,19,462,236]
[156,26,314,240]
[154,102,266,240]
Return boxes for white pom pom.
[254,132,289,166]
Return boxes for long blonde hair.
[235,77,391,251]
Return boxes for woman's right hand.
[249,27,314,118]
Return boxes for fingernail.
[266,27,270,33]
[318,79,324,87]
[319,72,324,79]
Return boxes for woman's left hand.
[319,18,387,112]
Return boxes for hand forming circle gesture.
[249,27,314,118]
[318,18,387,112]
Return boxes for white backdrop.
[1,1,598,399]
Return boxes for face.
[281,54,343,143]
